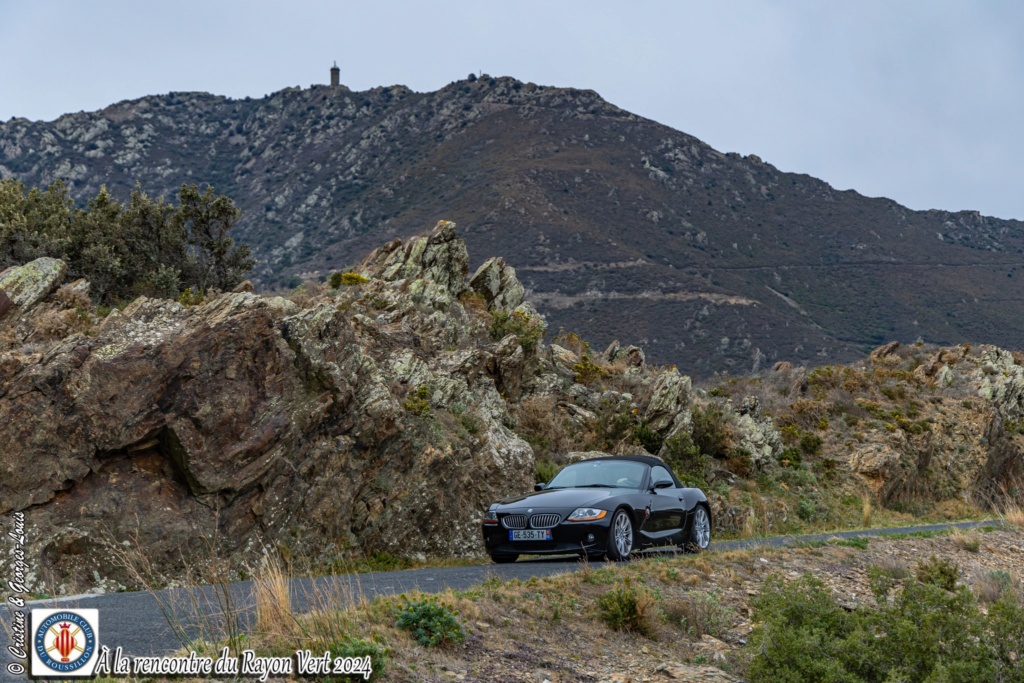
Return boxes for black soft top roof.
[569,454,682,486]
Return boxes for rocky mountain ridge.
[3,77,1024,375]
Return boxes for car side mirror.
[534,482,546,491]
[653,480,673,490]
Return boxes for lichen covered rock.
[0,256,66,310]
[469,256,525,311]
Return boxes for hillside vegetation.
[3,78,1024,374]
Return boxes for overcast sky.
[2,1,1022,220]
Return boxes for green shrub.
[777,446,802,467]
[490,309,545,354]
[330,271,367,287]
[747,572,1005,682]
[776,465,817,488]
[691,403,730,460]
[916,555,959,592]
[632,423,664,454]
[0,180,252,304]
[403,386,431,416]
[596,580,656,637]
[177,287,205,306]
[535,458,559,485]
[573,353,605,386]
[589,398,635,451]
[799,433,823,456]
[662,432,708,487]
[831,536,870,550]
[796,496,819,522]
[326,637,389,682]
[394,597,464,648]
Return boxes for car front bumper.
[482,517,613,556]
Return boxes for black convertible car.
[482,454,711,563]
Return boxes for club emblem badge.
[31,609,100,677]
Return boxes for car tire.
[684,505,712,552]
[490,553,518,564]
[607,509,635,561]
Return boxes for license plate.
[510,529,552,541]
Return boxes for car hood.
[494,487,629,510]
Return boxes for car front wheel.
[685,506,711,552]
[607,509,635,561]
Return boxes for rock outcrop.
[0,221,536,593]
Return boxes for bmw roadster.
[482,454,711,563]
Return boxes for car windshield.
[546,460,647,489]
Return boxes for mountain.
[3,76,1023,375]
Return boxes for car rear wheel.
[685,506,711,552]
[490,553,518,564]
[607,509,635,561]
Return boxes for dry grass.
[106,520,247,656]
[54,282,91,309]
[949,528,981,553]
[1001,499,1024,531]
[513,395,572,460]
[741,509,758,539]
[862,494,874,528]
[662,590,731,638]
[973,569,1021,605]
[872,555,912,594]
[252,555,299,641]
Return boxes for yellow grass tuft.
[253,555,298,641]
[861,494,874,528]
[1001,499,1024,531]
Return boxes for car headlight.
[482,510,498,525]
[568,507,607,522]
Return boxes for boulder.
[644,368,692,431]
[869,341,900,361]
[0,257,67,310]
[361,220,469,298]
[469,256,525,312]
[604,340,645,368]
[734,412,782,468]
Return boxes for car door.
[644,465,686,542]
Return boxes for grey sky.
[2,0,1022,220]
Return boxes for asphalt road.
[5,518,1000,678]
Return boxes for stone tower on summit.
[330,62,340,87]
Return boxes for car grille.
[501,515,528,529]
[530,514,561,529]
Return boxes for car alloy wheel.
[608,509,634,560]
[690,506,711,551]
